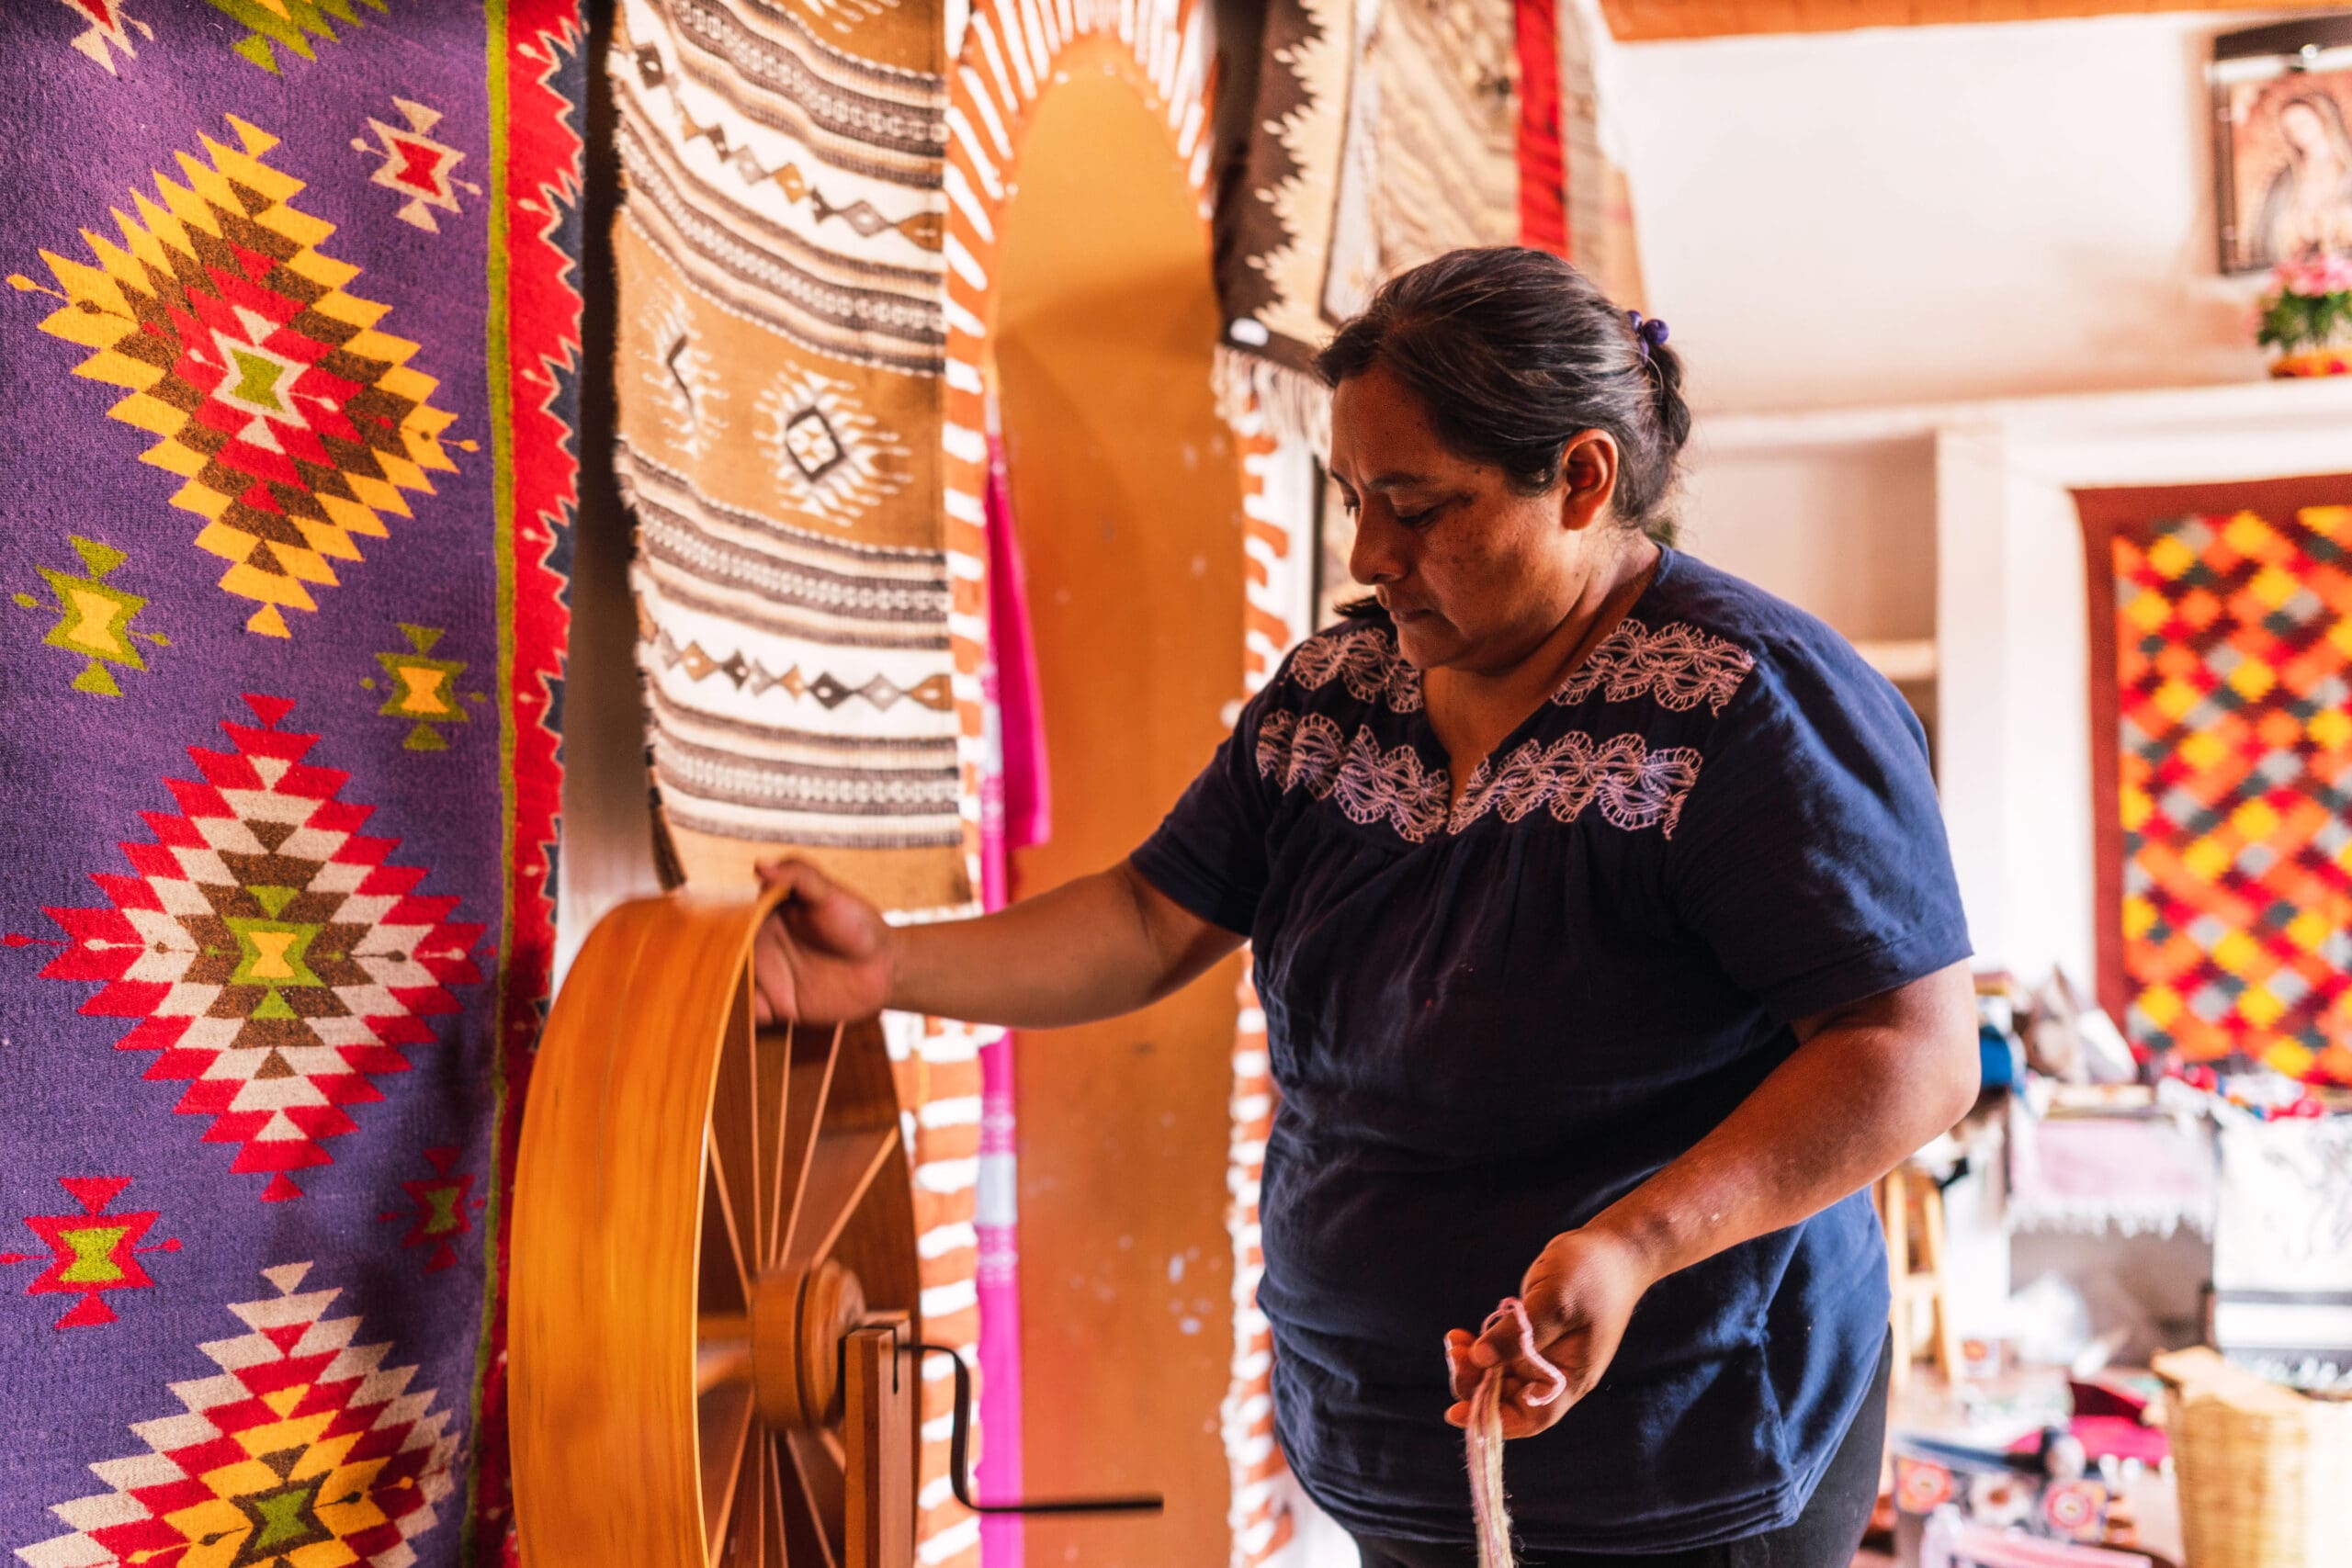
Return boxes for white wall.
[1608,13,2352,983]
[1612,14,2275,415]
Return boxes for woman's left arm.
[1446,959,1980,1436]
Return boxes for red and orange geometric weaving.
[2107,504,2352,1086]
[39,695,483,1201]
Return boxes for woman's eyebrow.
[1362,471,1437,491]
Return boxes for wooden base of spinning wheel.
[512,888,922,1568]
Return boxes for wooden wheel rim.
[512,889,920,1567]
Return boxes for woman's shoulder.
[1646,548,1896,705]
[1643,550,1928,773]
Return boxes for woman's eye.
[1396,508,1436,529]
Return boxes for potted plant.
[2256,253,2352,377]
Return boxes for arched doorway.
[988,46,1247,1568]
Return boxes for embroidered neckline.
[1284,615,1754,720]
[1288,625,1425,712]
[1257,711,1704,841]
[1552,617,1755,716]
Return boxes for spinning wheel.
[512,887,920,1567]
[513,888,1161,1566]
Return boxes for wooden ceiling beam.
[1599,0,2348,43]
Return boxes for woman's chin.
[1390,612,1452,667]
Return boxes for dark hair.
[1313,246,1690,538]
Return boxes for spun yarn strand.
[1462,1296,1569,1568]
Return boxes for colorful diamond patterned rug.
[2082,481,2352,1088]
[0,4,581,1563]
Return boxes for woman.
[751,247,1979,1567]
[2252,92,2352,267]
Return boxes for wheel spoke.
[772,1433,837,1568]
[785,1425,848,1567]
[700,1156,752,1316]
[754,1022,799,1268]
[697,1312,752,1394]
[696,1381,754,1560]
[761,1440,791,1568]
[725,1417,768,1567]
[712,976,764,1276]
[772,1022,842,1268]
[784,1125,899,1271]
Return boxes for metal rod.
[906,1341,1165,1517]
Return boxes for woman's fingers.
[749,912,798,1025]
[1443,1328,1478,1403]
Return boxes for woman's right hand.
[750,860,897,1026]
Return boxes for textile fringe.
[2004,1199,2212,1241]
[1216,346,1330,458]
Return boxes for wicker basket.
[2154,1349,2352,1568]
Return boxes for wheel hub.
[751,1257,866,1428]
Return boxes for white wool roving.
[1461,1297,1568,1568]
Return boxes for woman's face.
[2282,101,2330,161]
[1329,364,1621,674]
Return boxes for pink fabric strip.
[975,434,1032,1565]
[976,1030,1024,1567]
[986,434,1051,853]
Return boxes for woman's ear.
[1556,430,1618,533]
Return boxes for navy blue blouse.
[1130,548,1972,1552]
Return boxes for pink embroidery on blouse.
[1256,711,1703,840]
[1287,626,1425,713]
[1553,618,1755,715]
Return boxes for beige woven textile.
[613,0,967,910]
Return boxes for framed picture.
[2213,17,2352,275]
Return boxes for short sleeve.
[1128,682,1283,935]
[1667,645,1973,1023]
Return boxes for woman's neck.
[1424,535,1660,772]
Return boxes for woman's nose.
[1349,514,1406,587]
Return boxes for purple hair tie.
[1626,309,1670,356]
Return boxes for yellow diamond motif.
[2144,535,2195,579]
[2249,565,2301,611]
[2177,731,2227,772]
[2125,591,2172,633]
[14,116,457,639]
[2182,838,2232,882]
[2211,928,2263,977]
[2152,680,2201,722]
[2223,513,2277,558]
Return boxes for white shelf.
[1691,375,2352,457]
[1852,637,1938,684]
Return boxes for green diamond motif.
[58,1225,131,1285]
[229,1462,334,1567]
[422,1186,464,1235]
[229,347,290,412]
[225,919,325,1004]
[372,624,473,750]
[14,536,167,697]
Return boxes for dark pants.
[1350,1336,1893,1568]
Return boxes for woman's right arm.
[749,857,1246,1030]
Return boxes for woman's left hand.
[1442,1226,1656,1438]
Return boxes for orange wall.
[996,62,1250,1568]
